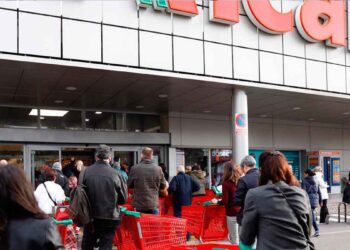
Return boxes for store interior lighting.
[29,109,68,117]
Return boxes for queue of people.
[0,147,337,250]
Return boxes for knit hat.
[52,162,62,171]
[240,155,256,168]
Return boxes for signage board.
[136,0,347,47]
[235,113,247,135]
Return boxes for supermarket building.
[0,0,350,193]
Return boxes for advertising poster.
[331,158,341,186]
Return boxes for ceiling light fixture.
[158,94,168,98]
[308,118,315,121]
[40,117,45,120]
[66,86,77,91]
[136,105,144,109]
[29,109,68,117]
[95,111,102,115]
[343,112,350,115]
[54,100,63,104]
[293,107,301,110]
[85,118,90,122]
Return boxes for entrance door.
[25,145,61,187]
[112,147,141,172]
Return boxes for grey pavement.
[313,222,350,250]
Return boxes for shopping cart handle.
[123,210,141,218]
[52,218,73,226]
[211,186,222,196]
[65,197,70,201]
[203,201,214,206]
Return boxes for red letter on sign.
[210,0,239,25]
[296,0,346,47]
[168,0,198,16]
[242,0,293,34]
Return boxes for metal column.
[232,88,249,164]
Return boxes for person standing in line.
[113,157,128,181]
[212,162,241,244]
[169,165,200,241]
[302,169,321,237]
[34,168,66,215]
[313,166,329,223]
[240,151,315,250]
[63,157,76,178]
[0,165,64,249]
[81,145,128,250]
[159,163,169,182]
[234,155,259,226]
[128,147,167,215]
[190,164,208,196]
[169,165,200,218]
[51,162,70,196]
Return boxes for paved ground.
[313,222,350,250]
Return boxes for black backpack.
[68,169,92,226]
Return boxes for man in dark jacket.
[52,162,70,196]
[82,145,128,250]
[234,155,259,225]
[169,165,200,218]
[128,147,167,214]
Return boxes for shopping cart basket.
[114,210,187,250]
[182,202,228,242]
[53,206,77,250]
[171,243,239,250]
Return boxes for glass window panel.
[0,144,24,168]
[126,114,160,132]
[86,111,115,130]
[0,107,38,128]
[40,110,82,130]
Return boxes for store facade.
[1,1,350,193]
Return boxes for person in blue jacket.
[169,165,200,218]
[302,169,321,237]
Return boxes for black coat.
[55,170,70,196]
[169,172,200,206]
[234,168,259,225]
[7,217,64,250]
[343,183,350,203]
[83,160,128,220]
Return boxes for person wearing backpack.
[302,169,321,237]
[80,145,128,250]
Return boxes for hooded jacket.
[190,170,207,196]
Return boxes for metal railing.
[338,202,347,223]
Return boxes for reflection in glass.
[0,107,38,128]
[31,150,59,187]
[0,144,23,168]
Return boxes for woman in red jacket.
[213,161,242,244]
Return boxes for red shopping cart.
[171,244,239,250]
[182,202,228,242]
[114,210,187,250]
[53,206,77,250]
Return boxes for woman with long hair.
[0,165,63,249]
[240,151,315,250]
[213,161,241,244]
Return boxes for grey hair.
[240,155,256,168]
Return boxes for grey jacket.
[128,159,167,210]
[83,160,127,220]
[240,181,314,250]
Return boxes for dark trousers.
[173,204,191,241]
[82,219,119,250]
[320,199,329,223]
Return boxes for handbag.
[275,185,316,250]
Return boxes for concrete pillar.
[232,88,249,164]
[168,147,177,180]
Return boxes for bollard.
[338,202,347,223]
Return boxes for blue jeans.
[136,209,159,215]
[312,209,319,233]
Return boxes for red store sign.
[137,0,346,47]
